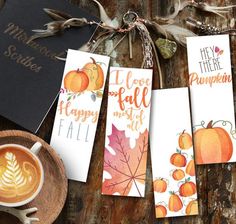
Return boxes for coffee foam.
[0,147,41,203]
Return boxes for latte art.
[0,147,41,203]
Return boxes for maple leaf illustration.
[102,124,148,197]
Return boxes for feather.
[28,18,88,42]
[92,0,119,29]
[62,18,88,27]
[186,17,236,36]
[43,8,72,20]
[152,21,196,46]
[155,0,236,21]
[190,2,236,18]
[198,3,236,18]
[156,0,190,20]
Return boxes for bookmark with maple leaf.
[102,67,153,197]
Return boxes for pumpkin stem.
[181,129,186,135]
[76,68,81,73]
[207,120,213,129]
[90,57,96,64]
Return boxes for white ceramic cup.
[0,142,44,207]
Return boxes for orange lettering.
[110,69,124,85]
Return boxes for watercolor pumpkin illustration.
[64,69,89,93]
[154,178,167,193]
[155,205,167,218]
[172,169,185,181]
[185,200,198,215]
[194,120,233,164]
[179,179,197,197]
[178,130,192,150]
[186,159,195,176]
[82,57,104,91]
[170,152,187,167]
[168,192,183,212]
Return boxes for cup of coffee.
[0,142,44,207]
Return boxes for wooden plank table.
[0,0,236,223]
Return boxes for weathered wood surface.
[0,130,67,224]
[0,0,236,223]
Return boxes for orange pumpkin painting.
[172,169,185,181]
[194,120,233,164]
[82,57,104,91]
[185,200,198,215]
[186,160,195,176]
[155,205,167,218]
[179,181,197,197]
[170,153,187,167]
[154,179,167,193]
[64,69,89,93]
[178,130,192,150]
[168,193,183,212]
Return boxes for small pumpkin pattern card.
[50,49,110,182]
[187,35,236,164]
[102,67,153,197]
[150,88,198,218]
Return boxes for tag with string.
[100,11,154,197]
[187,34,236,165]
[101,66,153,197]
[50,49,110,182]
[150,88,198,218]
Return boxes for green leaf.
[96,62,106,66]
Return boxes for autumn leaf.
[102,124,148,197]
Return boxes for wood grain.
[0,130,67,224]
[0,0,235,223]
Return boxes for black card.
[0,0,98,132]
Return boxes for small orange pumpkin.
[64,69,89,93]
[179,180,197,197]
[172,169,185,181]
[155,205,167,218]
[194,120,233,164]
[168,192,183,212]
[185,200,198,215]
[170,152,187,167]
[82,57,104,91]
[186,159,195,176]
[178,130,193,150]
[154,178,167,193]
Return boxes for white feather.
[92,0,119,29]
[153,23,196,46]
